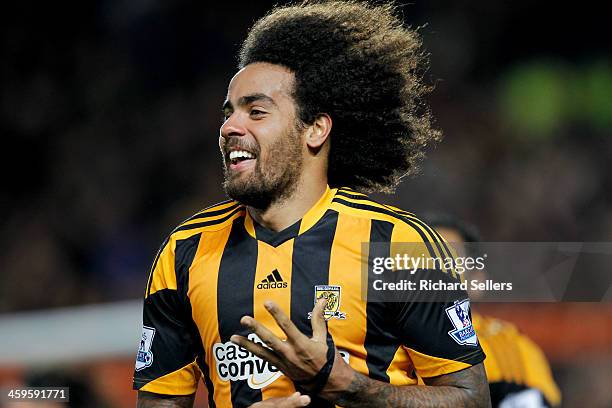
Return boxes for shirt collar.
[244,185,337,246]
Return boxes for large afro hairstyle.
[239,0,441,193]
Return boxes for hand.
[230,297,331,384]
[248,392,311,407]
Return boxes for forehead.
[226,62,295,103]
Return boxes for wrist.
[318,351,356,401]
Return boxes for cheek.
[251,120,301,159]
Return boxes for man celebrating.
[133,1,489,407]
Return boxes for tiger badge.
[310,285,347,320]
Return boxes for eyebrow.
[222,93,278,111]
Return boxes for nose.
[220,113,247,141]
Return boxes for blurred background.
[0,0,610,406]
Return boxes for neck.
[247,177,328,232]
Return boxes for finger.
[285,392,311,407]
[264,301,305,342]
[240,315,288,353]
[311,296,328,341]
[248,393,311,408]
[298,395,311,406]
[230,335,284,368]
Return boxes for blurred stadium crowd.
[0,1,610,406]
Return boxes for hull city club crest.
[445,299,478,346]
[310,285,347,320]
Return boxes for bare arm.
[232,300,490,407]
[137,391,195,408]
[323,359,491,408]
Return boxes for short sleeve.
[399,301,485,377]
[394,268,486,378]
[385,222,486,378]
[133,236,202,395]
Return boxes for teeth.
[229,150,255,160]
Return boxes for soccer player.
[133,1,490,407]
[425,213,562,407]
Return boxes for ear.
[305,113,332,149]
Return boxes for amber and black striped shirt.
[133,186,485,407]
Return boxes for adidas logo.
[257,269,288,289]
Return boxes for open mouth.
[227,149,257,170]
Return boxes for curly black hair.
[239,0,441,193]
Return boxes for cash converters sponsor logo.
[257,269,287,290]
[213,333,282,389]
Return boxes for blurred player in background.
[425,212,562,407]
[133,1,490,407]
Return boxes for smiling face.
[220,63,305,209]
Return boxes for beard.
[222,124,304,210]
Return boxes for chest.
[188,234,368,353]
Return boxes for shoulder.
[145,200,245,296]
[171,199,245,238]
[330,187,444,244]
[330,187,415,221]
[162,199,246,254]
